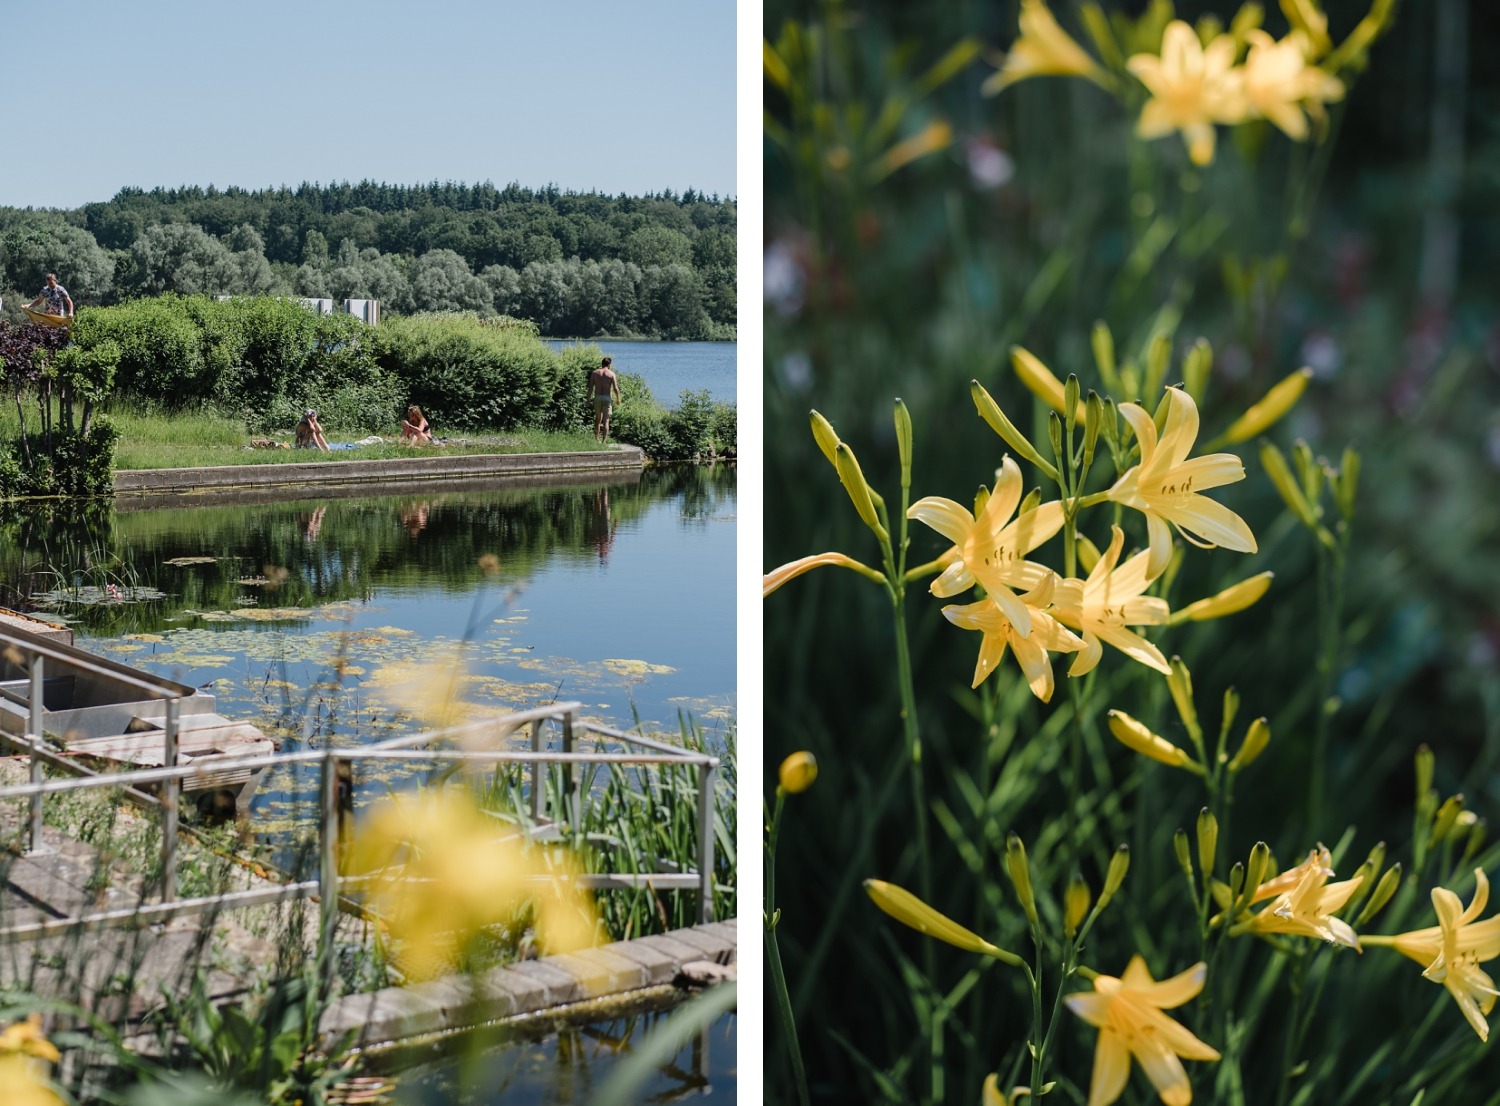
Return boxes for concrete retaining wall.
[318,918,736,1048]
[114,447,646,498]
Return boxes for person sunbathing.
[295,410,330,451]
[400,405,433,445]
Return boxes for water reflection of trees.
[0,467,734,633]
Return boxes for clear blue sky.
[1,0,735,209]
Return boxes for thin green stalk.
[765,791,812,1106]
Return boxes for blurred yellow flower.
[1064,956,1220,1106]
[345,788,598,980]
[778,751,819,794]
[1241,31,1344,140]
[0,1016,58,1063]
[1107,388,1256,579]
[1053,526,1171,676]
[1127,21,1245,165]
[1365,869,1500,1040]
[1237,847,1362,949]
[908,456,1064,635]
[940,574,1084,699]
[983,0,1106,94]
[0,1017,62,1106]
[983,1075,1032,1106]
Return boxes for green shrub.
[74,296,207,399]
[709,399,737,457]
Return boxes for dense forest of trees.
[0,181,736,339]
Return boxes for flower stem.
[765,791,812,1106]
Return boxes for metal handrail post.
[26,653,46,855]
[697,761,715,923]
[160,698,179,900]
[319,751,341,1000]
[562,709,578,830]
[529,719,543,823]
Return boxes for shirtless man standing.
[589,356,623,444]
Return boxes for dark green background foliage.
[765,0,1500,1102]
[0,181,736,340]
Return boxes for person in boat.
[588,356,623,443]
[295,409,330,451]
[400,404,433,444]
[27,273,73,319]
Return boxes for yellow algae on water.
[112,644,145,653]
[602,658,676,678]
[124,633,164,644]
[163,556,218,566]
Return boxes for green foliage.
[613,383,736,462]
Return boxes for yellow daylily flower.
[983,0,1107,94]
[1236,847,1362,949]
[1127,21,1246,166]
[1107,387,1257,580]
[908,455,1065,636]
[345,788,598,980]
[1240,31,1344,140]
[983,1075,1032,1106]
[1064,956,1220,1106]
[1053,526,1171,676]
[0,1016,59,1063]
[940,574,1084,699]
[778,751,819,794]
[1364,869,1500,1040]
[0,1055,63,1106]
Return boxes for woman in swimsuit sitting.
[401,405,433,445]
[295,410,330,451]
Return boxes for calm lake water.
[0,467,736,746]
[544,340,736,404]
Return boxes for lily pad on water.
[33,585,168,607]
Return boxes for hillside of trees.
[0,181,736,339]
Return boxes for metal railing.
[0,627,722,966]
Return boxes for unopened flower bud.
[1226,862,1246,912]
[971,380,1058,480]
[1336,446,1360,522]
[1064,873,1091,938]
[1228,717,1270,772]
[1428,794,1465,848]
[1172,573,1274,624]
[779,751,818,794]
[1221,687,1241,736]
[1261,441,1319,530]
[864,879,1022,965]
[1197,809,1218,877]
[1182,338,1212,403]
[1099,844,1130,908]
[1222,367,1311,444]
[1064,375,1081,431]
[1107,710,1199,772]
[1354,863,1403,927]
[894,399,913,483]
[1084,391,1103,466]
[1091,319,1118,393]
[1462,816,1487,865]
[1076,533,1101,575]
[1144,332,1172,399]
[1167,658,1200,741]
[809,409,840,466]
[1048,412,1064,464]
[835,443,885,538]
[1006,833,1039,929]
[1245,841,1271,901]
[1415,745,1434,802]
[1019,486,1042,516]
[1012,346,1086,422]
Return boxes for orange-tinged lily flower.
[1364,869,1500,1040]
[1107,387,1256,579]
[1053,526,1171,676]
[1064,956,1220,1106]
[1236,847,1363,949]
[1241,31,1344,140]
[983,0,1107,94]
[940,574,1083,698]
[908,456,1064,636]
[1127,21,1246,165]
[763,551,884,597]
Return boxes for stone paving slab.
[318,918,739,1048]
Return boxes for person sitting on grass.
[296,409,330,451]
[401,405,433,445]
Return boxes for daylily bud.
[1462,816,1487,865]
[1019,486,1042,516]
[834,443,885,538]
[1183,338,1212,404]
[1006,833,1040,929]
[974,484,991,517]
[1012,346,1087,423]
[1171,572,1274,623]
[1108,710,1199,772]
[1099,844,1130,907]
[1415,744,1434,801]
[971,380,1059,480]
[809,409,840,466]
[1226,862,1246,912]
[1076,533,1101,575]
[1222,367,1312,444]
[1080,4,1126,71]
[1228,717,1270,772]
[1101,397,1119,446]
[1064,375,1081,431]
[763,552,880,598]
[779,751,818,794]
[1083,391,1103,466]
[1428,794,1465,848]
[1144,332,1172,401]
[1221,687,1241,735]
[1048,411,1064,465]
[1120,361,1140,404]
[1245,841,1271,902]
[1091,319,1119,394]
[1230,2,1264,39]
[1336,446,1360,523]
[1293,441,1324,506]
[1354,863,1402,927]
[1167,658,1201,742]
[1260,441,1319,529]
[864,879,1022,965]
[1064,872,1091,938]
[894,398,913,486]
[1173,828,1194,882]
[1197,809,1218,877]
